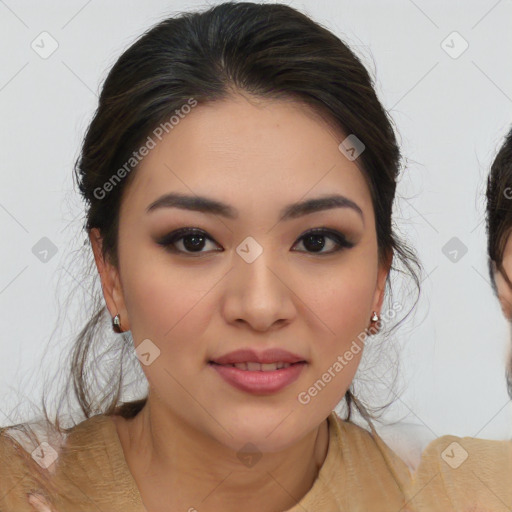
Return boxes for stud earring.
[371,311,379,322]
[112,314,123,333]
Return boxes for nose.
[221,247,296,332]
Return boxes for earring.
[112,314,123,333]
[371,311,379,322]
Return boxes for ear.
[493,266,512,321]
[89,228,130,331]
[372,249,392,316]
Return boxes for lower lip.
[209,362,306,394]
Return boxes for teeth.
[230,362,293,371]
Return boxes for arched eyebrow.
[146,192,364,225]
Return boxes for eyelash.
[156,227,355,257]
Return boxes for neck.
[113,398,330,512]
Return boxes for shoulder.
[413,434,512,474]
[0,415,113,511]
[0,424,55,511]
[408,434,512,511]
[327,412,412,491]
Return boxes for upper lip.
[210,348,307,365]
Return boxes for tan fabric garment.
[405,434,512,512]
[0,411,411,511]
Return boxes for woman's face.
[493,232,512,395]
[93,93,389,452]
[494,233,512,321]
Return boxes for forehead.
[120,94,374,222]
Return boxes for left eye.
[156,228,355,256]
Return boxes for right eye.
[156,228,222,256]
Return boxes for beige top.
[405,434,512,511]
[0,411,411,511]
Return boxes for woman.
[0,2,421,510]
[488,127,512,397]
[404,129,512,511]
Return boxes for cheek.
[507,350,512,398]
[295,266,375,407]
[297,279,370,412]
[307,261,376,348]
[495,271,512,319]
[121,249,215,361]
[322,281,373,333]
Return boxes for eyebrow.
[146,192,364,223]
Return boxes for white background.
[1,0,512,444]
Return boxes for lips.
[217,361,294,371]
[210,360,307,394]
[209,348,307,366]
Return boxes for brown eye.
[156,228,221,255]
[156,227,354,256]
[292,228,355,255]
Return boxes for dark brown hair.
[4,1,421,445]
[486,127,512,292]
[486,126,512,399]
